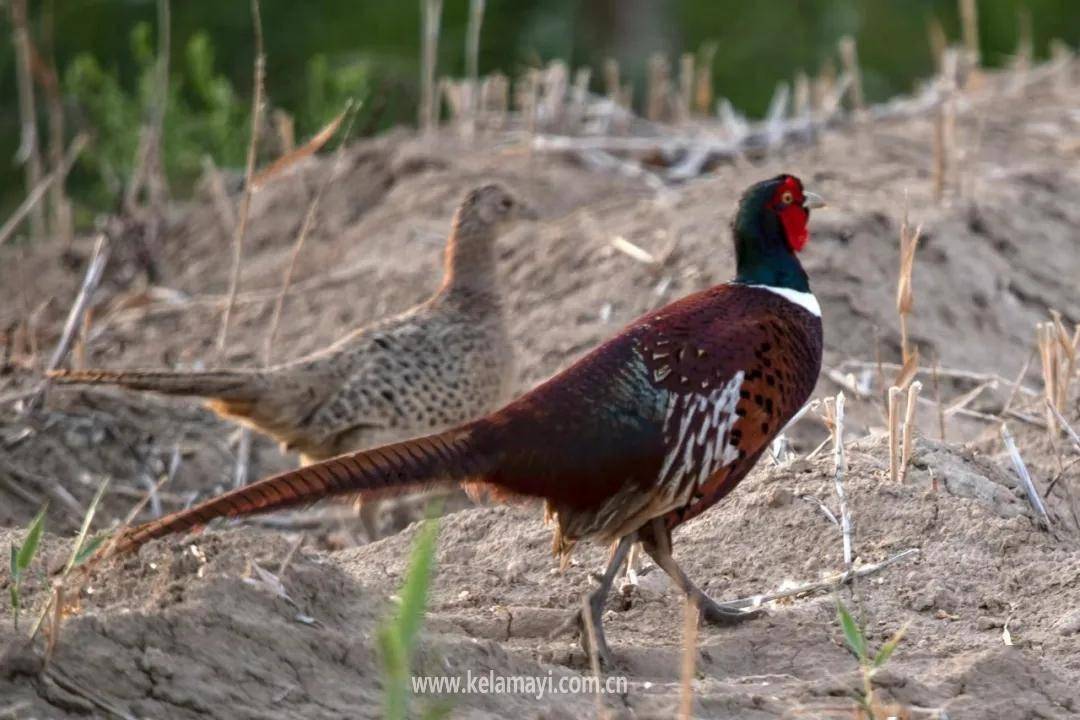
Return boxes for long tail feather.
[47,368,265,401]
[111,426,492,555]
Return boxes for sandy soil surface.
[1,74,1079,718]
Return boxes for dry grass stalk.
[1037,315,1077,437]
[1049,39,1074,94]
[927,17,947,74]
[125,0,171,214]
[0,134,88,248]
[646,53,670,122]
[479,72,508,130]
[8,0,46,239]
[23,234,109,414]
[1009,8,1033,94]
[264,103,357,364]
[888,386,902,484]
[896,204,922,367]
[463,0,485,139]
[677,53,694,122]
[931,358,946,441]
[216,0,266,358]
[829,392,853,572]
[38,4,73,246]
[252,108,347,188]
[603,58,620,103]
[200,155,237,237]
[838,36,864,113]
[900,381,922,483]
[934,49,959,202]
[233,427,252,490]
[420,0,444,135]
[724,548,920,611]
[958,0,980,70]
[1046,401,1080,456]
[693,43,717,115]
[1000,424,1051,529]
[793,70,811,119]
[272,109,296,155]
[678,598,700,720]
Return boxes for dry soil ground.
[1,76,1079,718]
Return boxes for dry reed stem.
[646,53,670,122]
[934,49,959,202]
[23,234,109,414]
[931,358,946,441]
[1000,424,1051,529]
[0,134,87,248]
[896,202,922,365]
[723,548,920,611]
[959,0,980,69]
[677,53,694,123]
[888,386,902,483]
[464,0,485,139]
[678,598,700,720]
[830,392,853,572]
[233,427,252,490]
[252,109,347,188]
[264,102,358,365]
[694,43,717,115]
[8,0,46,239]
[1046,401,1080,456]
[420,0,443,134]
[900,381,922,483]
[216,0,265,358]
[838,36,864,113]
[927,17,947,73]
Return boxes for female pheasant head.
[732,174,825,293]
[442,184,535,296]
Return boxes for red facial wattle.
[779,204,809,252]
[769,176,810,253]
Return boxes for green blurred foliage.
[0,0,1076,222]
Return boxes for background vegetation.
[0,0,1077,221]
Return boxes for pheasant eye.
[781,191,794,205]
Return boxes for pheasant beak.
[802,191,827,210]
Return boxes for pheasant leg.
[640,518,762,626]
[575,533,636,667]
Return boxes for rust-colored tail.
[47,368,265,401]
[111,426,494,555]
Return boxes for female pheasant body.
[108,174,826,665]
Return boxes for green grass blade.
[73,534,109,567]
[396,517,439,647]
[16,505,48,573]
[9,585,18,629]
[64,478,110,573]
[836,599,867,662]
[380,510,441,720]
[872,622,909,668]
[9,543,17,581]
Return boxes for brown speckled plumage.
[49,184,529,464]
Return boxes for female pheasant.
[109,174,825,665]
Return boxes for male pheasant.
[49,185,531,533]
[108,175,824,665]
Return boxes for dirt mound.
[2,435,1078,718]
